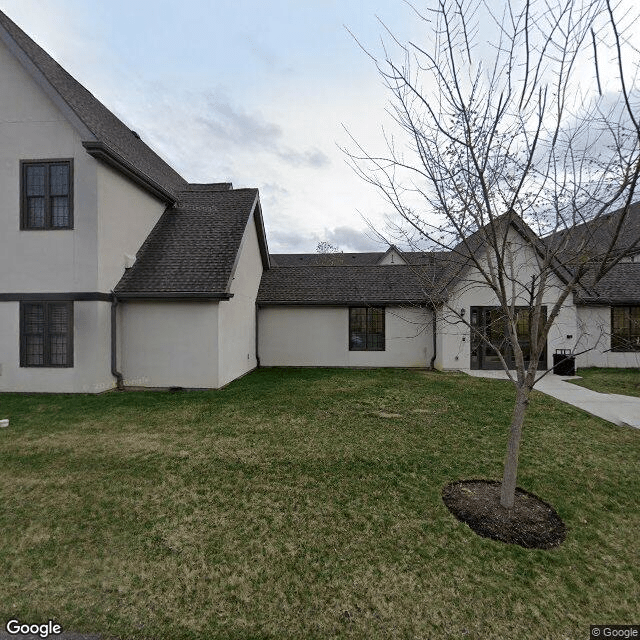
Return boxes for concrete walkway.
[462,369,640,429]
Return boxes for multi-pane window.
[20,301,73,367]
[611,306,640,352]
[349,307,385,351]
[21,160,73,229]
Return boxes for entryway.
[469,306,547,370]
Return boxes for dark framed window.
[349,307,385,351]
[611,306,640,352]
[20,301,74,367]
[470,306,547,370]
[20,160,73,229]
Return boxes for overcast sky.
[0,0,426,253]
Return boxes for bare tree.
[346,0,640,508]
[316,241,344,266]
[316,241,342,254]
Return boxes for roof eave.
[257,299,429,307]
[253,197,271,270]
[221,192,270,295]
[114,292,233,301]
[574,296,640,306]
[83,141,177,204]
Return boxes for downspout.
[430,304,437,370]
[111,294,124,390]
[255,302,261,367]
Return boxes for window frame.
[611,306,640,352]
[20,159,74,230]
[349,306,386,351]
[20,301,74,368]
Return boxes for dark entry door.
[470,306,547,370]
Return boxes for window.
[470,306,547,370]
[20,301,73,367]
[611,306,640,352]
[21,160,73,229]
[349,307,385,351]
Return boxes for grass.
[571,367,640,398]
[0,368,638,640]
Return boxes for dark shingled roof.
[260,213,604,306]
[271,253,383,267]
[257,264,441,305]
[575,263,640,304]
[0,9,187,199]
[115,188,259,297]
[188,183,233,192]
[545,202,640,260]
[270,251,448,267]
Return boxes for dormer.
[377,245,408,265]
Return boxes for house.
[0,9,266,393]
[0,9,638,393]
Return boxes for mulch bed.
[442,479,566,549]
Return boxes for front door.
[470,306,547,370]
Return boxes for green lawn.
[0,368,638,640]
[571,367,640,398]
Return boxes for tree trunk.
[500,385,531,509]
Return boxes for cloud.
[258,182,290,211]
[268,224,383,253]
[197,94,283,149]
[277,148,330,168]
[130,90,331,171]
[321,225,383,251]
[3,2,396,254]
[244,38,294,75]
[268,229,314,253]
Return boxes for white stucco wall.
[575,305,640,368]
[0,300,113,393]
[258,305,432,368]
[0,36,183,392]
[0,37,117,392]
[217,212,263,386]
[434,229,578,371]
[96,163,167,291]
[120,301,219,388]
[0,36,99,293]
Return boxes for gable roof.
[257,264,440,306]
[432,211,581,299]
[260,211,618,307]
[0,9,187,201]
[115,187,263,299]
[376,245,408,265]
[260,248,453,305]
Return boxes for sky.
[2,1,638,254]
[0,0,424,253]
